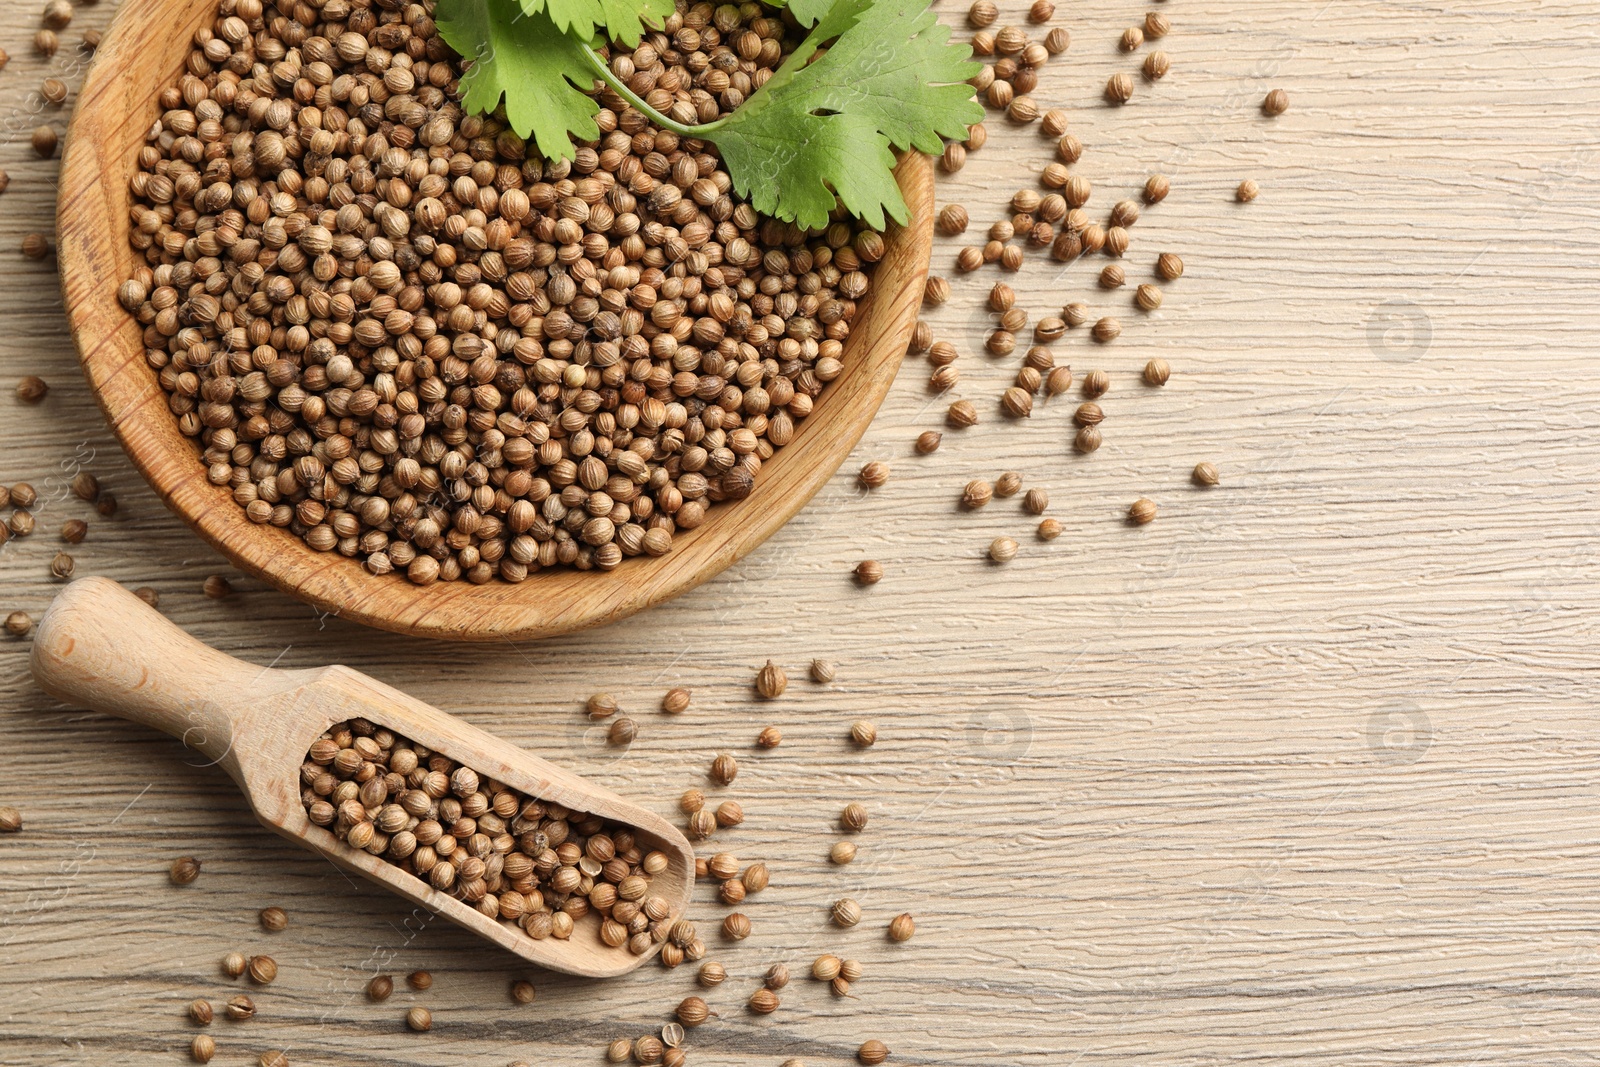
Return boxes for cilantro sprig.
[436,0,981,230]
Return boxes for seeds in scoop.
[757,726,783,749]
[989,537,1019,563]
[859,1040,890,1064]
[170,857,201,885]
[915,430,943,455]
[224,995,255,1020]
[1144,51,1171,79]
[222,953,247,979]
[841,802,869,831]
[191,1036,215,1063]
[1237,179,1261,203]
[1106,73,1134,104]
[832,898,863,927]
[1157,252,1185,280]
[859,461,891,489]
[723,913,752,940]
[1075,426,1104,453]
[1130,498,1159,525]
[406,1007,432,1032]
[0,807,20,832]
[1263,89,1290,116]
[851,721,877,747]
[662,688,691,715]
[510,980,537,1005]
[1144,359,1172,386]
[15,376,48,403]
[749,988,780,1014]
[811,658,838,683]
[756,662,788,699]
[889,913,916,942]
[5,612,33,637]
[1136,284,1164,312]
[259,907,287,932]
[367,975,393,1002]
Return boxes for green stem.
[578,43,727,140]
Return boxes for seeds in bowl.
[121,0,880,584]
[300,717,672,956]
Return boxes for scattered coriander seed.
[33,30,58,58]
[756,661,788,699]
[1105,226,1130,256]
[743,862,770,892]
[95,493,118,517]
[859,1039,890,1065]
[1100,264,1126,289]
[1074,402,1106,428]
[661,1022,685,1048]
[941,142,967,174]
[721,877,747,905]
[586,693,618,720]
[962,480,994,510]
[889,913,916,942]
[202,575,233,599]
[1000,244,1025,271]
[606,1038,632,1063]
[748,988,780,1014]
[15,375,48,403]
[60,519,87,545]
[1038,518,1064,540]
[406,1007,432,1032]
[247,956,277,985]
[971,29,996,56]
[841,802,869,831]
[1130,498,1159,525]
[840,959,864,982]
[965,122,988,151]
[1135,284,1164,312]
[854,560,884,586]
[813,954,843,981]
[832,898,863,927]
[924,275,951,306]
[21,234,50,260]
[764,962,791,991]
[1263,88,1289,116]
[1081,223,1106,253]
[367,975,393,1001]
[1144,50,1171,79]
[5,612,32,637]
[662,688,691,715]
[224,995,255,1020]
[1023,488,1050,515]
[634,1036,664,1065]
[1193,462,1220,486]
[1237,179,1261,203]
[407,971,432,991]
[851,721,878,747]
[9,510,35,538]
[915,430,943,455]
[811,658,838,684]
[757,726,783,749]
[1111,199,1142,228]
[1075,426,1104,453]
[723,913,752,940]
[259,907,287,932]
[989,537,1019,563]
[1063,301,1090,326]
[1046,367,1074,397]
[995,472,1023,498]
[31,125,58,158]
[41,77,68,105]
[968,0,998,27]
[1057,133,1083,163]
[1007,96,1040,124]
[170,856,201,885]
[1157,252,1185,281]
[698,962,726,988]
[259,1052,288,1067]
[1028,0,1054,21]
[680,788,706,814]
[830,840,858,865]
[1082,370,1110,398]
[710,753,739,786]
[1144,175,1171,204]
[1121,26,1145,52]
[222,953,247,979]
[1045,26,1070,53]
[1093,317,1123,343]
[191,1035,216,1063]
[910,321,933,353]
[955,246,983,272]
[42,0,73,28]
[1145,11,1171,38]
[859,461,890,489]
[1106,73,1134,104]
[0,806,20,832]
[189,999,214,1026]
[1001,386,1035,419]
[81,29,101,51]
[1144,359,1172,386]
[608,717,638,746]
[948,400,979,428]
[1041,108,1068,137]
[510,980,536,1005]
[937,204,969,235]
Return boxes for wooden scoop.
[29,576,695,978]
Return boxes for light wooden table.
[4,1,1599,1064]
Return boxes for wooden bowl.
[58,0,934,642]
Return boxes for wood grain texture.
[4,0,1600,1064]
[56,0,935,641]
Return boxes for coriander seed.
[259,907,287,932]
[749,988,780,1014]
[661,1022,685,1048]
[1024,488,1050,515]
[855,560,884,586]
[367,975,393,1001]
[1111,199,1142,228]
[995,473,1023,498]
[191,1036,215,1063]
[963,480,994,510]
[924,275,951,306]
[170,857,201,885]
[511,980,536,1005]
[9,510,35,538]
[1144,51,1171,79]
[743,862,770,892]
[224,995,255,1020]
[1121,26,1145,52]
[851,721,878,747]
[756,661,788,699]
[1130,498,1158,525]
[1075,426,1104,453]
[718,798,748,825]
[1082,370,1109,398]
[1193,462,1220,486]
[247,956,277,985]
[831,840,858,864]
[1237,179,1261,203]
[832,898,863,927]
[31,125,57,158]
[841,802,869,831]
[810,658,838,683]
[698,962,726,988]
[1106,73,1134,104]
[586,693,618,720]
[710,753,739,786]
[990,537,1019,563]
[915,430,943,455]
[406,1007,432,1032]
[1144,359,1172,386]
[0,807,20,832]
[1045,26,1070,52]
[956,246,984,272]
[5,611,33,637]
[1157,252,1185,280]
[222,953,247,979]
[1001,386,1034,419]
[723,913,752,940]
[889,913,916,942]
[1039,518,1064,540]
[968,0,998,27]
[1046,368,1075,397]
[407,971,432,991]
[1263,88,1289,116]
[21,234,50,260]
[202,575,232,599]
[606,1038,632,1063]
[1042,108,1068,136]
[680,789,706,814]
[189,999,213,1026]
[1144,175,1171,204]
[859,1040,890,1065]
[757,726,783,749]
[15,376,48,403]
[1075,403,1106,428]
[859,461,890,489]
[1057,133,1083,163]
[814,954,843,981]
[688,810,717,838]
[1093,318,1123,343]
[1145,12,1171,38]
[260,1054,289,1067]
[948,400,979,428]
[937,204,969,235]
[662,688,691,715]
[1100,264,1126,289]
[61,519,87,544]
[33,30,57,57]
[608,717,638,745]
[1136,284,1164,312]
[41,78,68,105]
[634,1037,664,1065]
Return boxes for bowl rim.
[57,0,934,642]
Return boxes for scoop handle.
[31,577,291,771]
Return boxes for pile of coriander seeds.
[301,717,686,957]
[121,0,879,585]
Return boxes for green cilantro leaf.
[436,0,602,163]
[710,0,983,229]
[516,0,675,48]
[773,0,837,26]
